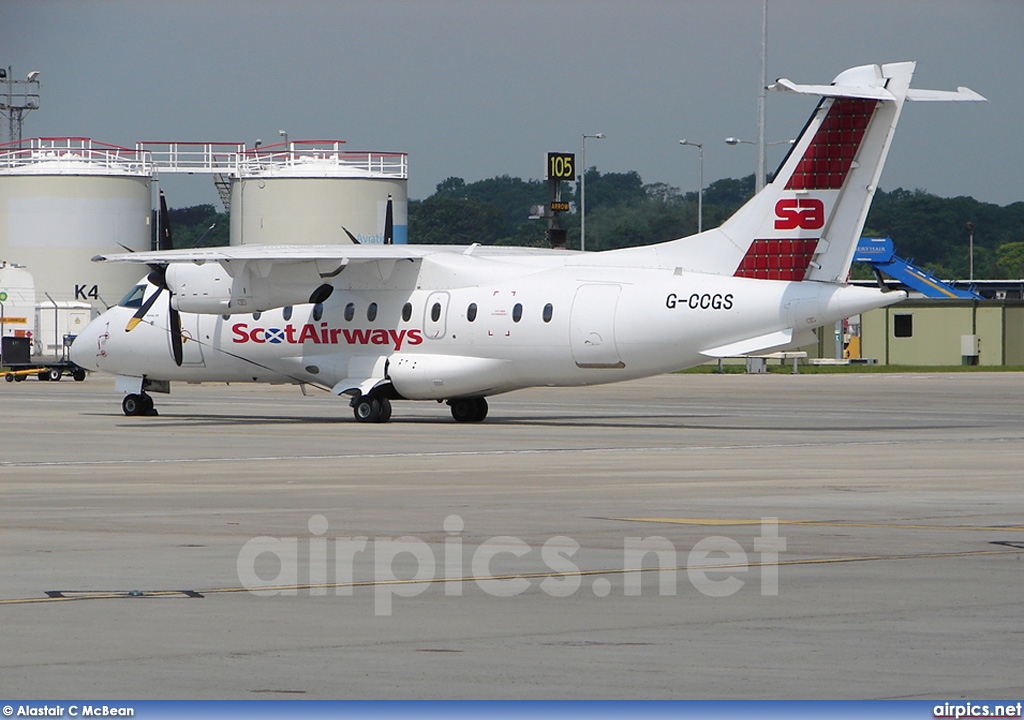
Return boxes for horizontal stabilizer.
[773,64,985,104]
[700,329,794,358]
[906,87,987,102]
[772,77,895,101]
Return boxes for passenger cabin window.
[402,302,413,322]
[542,303,553,323]
[283,306,293,321]
[344,302,355,322]
[467,303,478,322]
[252,311,262,321]
[312,303,324,321]
[367,302,378,322]
[431,302,442,323]
[118,285,147,309]
[512,303,523,323]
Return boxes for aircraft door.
[423,291,450,340]
[177,314,205,366]
[569,284,624,368]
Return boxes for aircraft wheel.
[450,396,488,423]
[4,373,13,383]
[14,374,26,382]
[473,397,488,421]
[122,393,155,417]
[38,370,49,381]
[122,394,143,416]
[72,368,86,382]
[353,396,382,423]
[377,396,393,423]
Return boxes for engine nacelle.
[388,354,512,400]
[165,261,328,314]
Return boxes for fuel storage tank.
[229,142,408,246]
[0,138,152,310]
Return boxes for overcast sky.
[3,0,1021,209]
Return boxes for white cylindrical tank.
[229,143,408,246]
[0,138,153,311]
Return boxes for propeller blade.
[341,226,361,244]
[125,285,163,332]
[384,194,394,245]
[190,223,216,249]
[158,191,174,251]
[169,306,184,367]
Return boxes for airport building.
[859,298,1024,366]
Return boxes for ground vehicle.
[1,265,90,381]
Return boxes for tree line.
[168,170,1024,279]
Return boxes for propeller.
[124,192,184,366]
[383,194,393,245]
[341,194,394,245]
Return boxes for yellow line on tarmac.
[615,518,1024,532]
[1,547,1020,606]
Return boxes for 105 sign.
[546,152,575,180]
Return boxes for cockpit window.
[118,284,147,309]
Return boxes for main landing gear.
[447,397,488,423]
[122,393,157,416]
[352,395,393,424]
[351,394,489,423]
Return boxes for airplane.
[70,62,984,423]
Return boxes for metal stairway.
[854,237,981,299]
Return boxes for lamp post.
[966,221,975,282]
[580,132,605,251]
[757,0,768,194]
[679,139,704,234]
[725,136,793,190]
[0,66,41,145]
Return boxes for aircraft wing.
[92,243,571,315]
[91,243,570,266]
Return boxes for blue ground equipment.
[854,238,981,299]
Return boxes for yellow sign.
[2,316,28,324]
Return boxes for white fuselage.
[72,253,898,401]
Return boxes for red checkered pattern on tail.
[786,98,878,191]
[734,239,819,281]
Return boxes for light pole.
[580,132,605,251]
[0,66,41,145]
[966,221,975,282]
[725,136,793,189]
[757,0,768,194]
[679,139,703,234]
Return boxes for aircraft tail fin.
[622,62,984,282]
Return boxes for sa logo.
[774,198,825,230]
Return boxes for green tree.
[409,193,505,245]
[163,204,229,249]
[995,242,1024,278]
